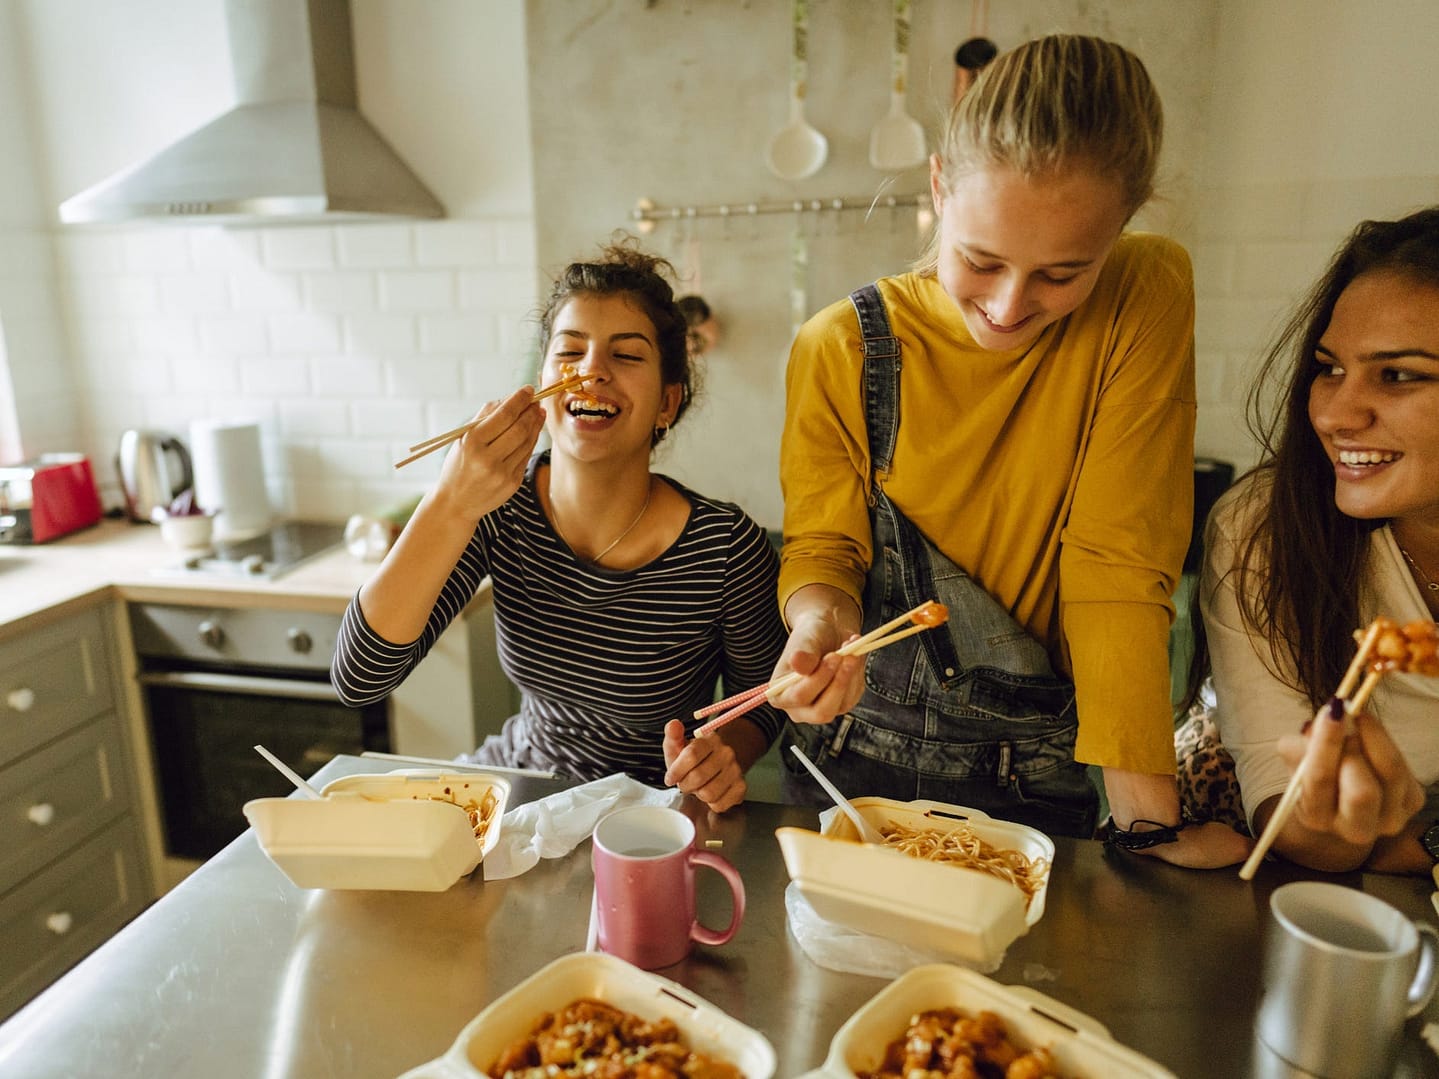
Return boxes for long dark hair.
[538,237,697,445]
[1192,206,1439,709]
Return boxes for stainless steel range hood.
[59,0,443,226]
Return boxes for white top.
[1202,479,1439,829]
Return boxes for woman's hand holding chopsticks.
[430,387,545,517]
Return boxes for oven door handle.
[137,670,344,702]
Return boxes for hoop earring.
[653,421,670,443]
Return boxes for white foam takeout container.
[798,963,1176,1079]
[396,951,776,1079]
[242,771,510,892]
[775,796,1054,967]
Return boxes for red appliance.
[0,454,104,543]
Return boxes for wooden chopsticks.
[392,372,591,469]
[1238,619,1391,881]
[692,601,948,737]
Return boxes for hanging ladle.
[868,0,928,171]
[765,0,828,181]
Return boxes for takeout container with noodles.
[396,951,776,1079]
[243,771,509,891]
[796,963,1175,1079]
[776,797,1053,967]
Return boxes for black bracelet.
[1105,818,1189,852]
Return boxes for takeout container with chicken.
[396,951,776,1079]
[798,963,1175,1079]
[776,796,1054,967]
[243,771,509,891]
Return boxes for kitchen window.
[0,320,23,464]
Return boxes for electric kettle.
[116,429,194,522]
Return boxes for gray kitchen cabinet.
[0,607,149,1022]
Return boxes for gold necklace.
[550,479,653,564]
[1399,544,1439,594]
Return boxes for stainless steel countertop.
[1,754,1437,1079]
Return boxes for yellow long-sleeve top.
[780,232,1196,774]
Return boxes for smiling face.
[930,156,1130,351]
[1307,270,1439,526]
[541,293,682,465]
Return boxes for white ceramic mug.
[1258,881,1439,1078]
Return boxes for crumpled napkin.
[483,772,681,880]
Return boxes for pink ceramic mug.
[591,805,745,970]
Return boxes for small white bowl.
[157,512,216,551]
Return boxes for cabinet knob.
[197,621,226,649]
[6,686,36,712]
[287,628,313,655]
[45,911,74,936]
[27,802,56,826]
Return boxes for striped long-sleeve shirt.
[331,452,787,786]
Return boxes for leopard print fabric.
[1174,707,1250,836]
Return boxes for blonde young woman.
[773,34,1249,866]
[332,245,785,813]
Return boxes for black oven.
[130,603,390,862]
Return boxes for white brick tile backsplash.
[132,317,201,356]
[67,275,160,317]
[1194,349,1228,405]
[170,358,241,396]
[350,398,426,436]
[416,221,495,266]
[268,312,343,353]
[311,355,385,396]
[302,271,378,312]
[159,272,231,314]
[458,267,539,311]
[493,218,538,267]
[71,316,137,356]
[278,398,351,438]
[261,227,337,269]
[419,313,497,354]
[344,313,417,355]
[337,225,415,268]
[230,269,304,312]
[1195,296,1289,353]
[288,439,392,480]
[379,269,456,311]
[57,231,127,274]
[1193,183,1308,241]
[385,356,462,398]
[123,230,192,272]
[198,317,269,356]
[1232,241,1335,300]
[1190,242,1236,297]
[241,357,314,396]
[188,227,262,270]
[463,355,532,400]
[145,394,212,431]
[1301,176,1439,239]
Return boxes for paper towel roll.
[190,419,272,540]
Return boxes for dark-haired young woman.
[331,243,785,813]
[1200,206,1439,873]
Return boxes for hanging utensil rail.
[631,192,927,232]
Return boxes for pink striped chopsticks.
[692,601,948,736]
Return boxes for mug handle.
[1406,923,1439,1018]
[687,850,746,946]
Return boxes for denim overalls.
[780,284,1100,838]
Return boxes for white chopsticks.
[692,601,948,737]
[1238,620,1385,881]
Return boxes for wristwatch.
[1419,821,1439,865]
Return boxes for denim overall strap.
[849,284,901,502]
